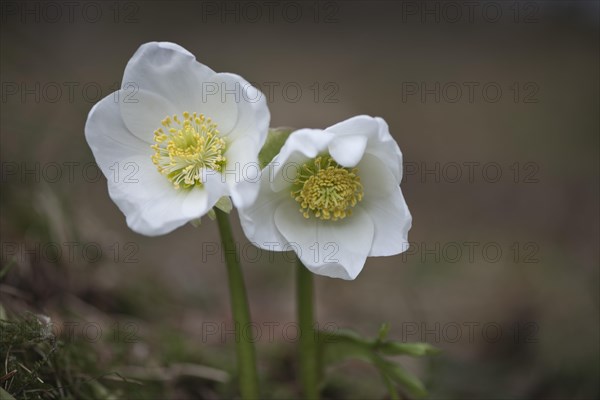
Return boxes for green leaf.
[258,127,294,169]
[318,329,372,365]
[322,339,372,365]
[376,341,441,357]
[320,328,440,357]
[372,355,428,398]
[0,387,17,400]
[317,327,437,398]
[318,328,368,345]
[377,322,391,342]
[380,372,401,400]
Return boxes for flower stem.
[297,257,320,399]
[214,208,260,399]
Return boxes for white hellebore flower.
[239,116,411,280]
[85,42,269,235]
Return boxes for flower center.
[292,156,364,221]
[151,112,227,189]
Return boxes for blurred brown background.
[1,1,598,399]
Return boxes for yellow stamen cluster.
[292,156,364,221]
[151,112,226,189]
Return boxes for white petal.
[121,42,241,141]
[123,42,215,112]
[224,136,260,169]
[111,163,228,236]
[115,176,208,236]
[238,171,289,251]
[119,89,177,143]
[325,114,379,137]
[85,91,151,165]
[102,154,203,236]
[356,154,412,256]
[358,153,396,198]
[270,129,333,192]
[363,188,411,256]
[190,72,239,134]
[368,117,404,183]
[328,134,368,167]
[224,136,262,208]
[274,201,375,280]
[212,73,269,144]
[326,115,403,183]
[229,179,260,210]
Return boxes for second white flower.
[239,115,412,280]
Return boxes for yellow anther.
[291,156,363,221]
[151,112,227,189]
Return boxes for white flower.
[85,42,270,236]
[239,115,412,280]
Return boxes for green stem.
[297,257,320,399]
[215,209,260,399]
